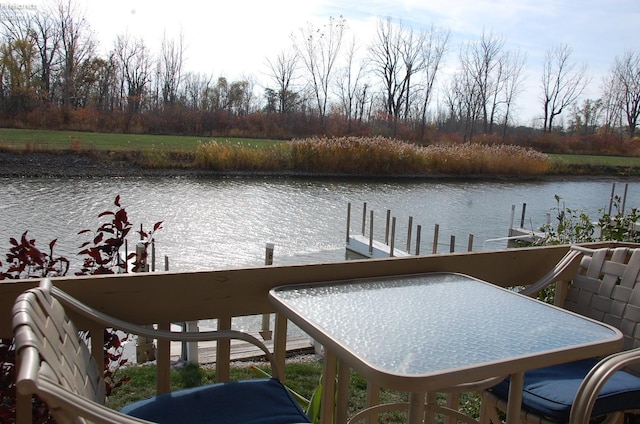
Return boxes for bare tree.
[113,33,151,114]
[159,31,185,108]
[182,71,212,110]
[335,35,368,126]
[265,49,299,113]
[293,15,346,123]
[416,24,449,139]
[540,43,589,132]
[368,17,426,131]
[608,50,640,138]
[30,9,60,102]
[500,49,526,138]
[54,0,95,109]
[459,30,506,134]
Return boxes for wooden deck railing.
[0,243,627,422]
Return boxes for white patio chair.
[12,278,311,424]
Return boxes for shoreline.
[2,151,640,181]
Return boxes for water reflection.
[1,176,635,271]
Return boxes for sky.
[24,0,640,125]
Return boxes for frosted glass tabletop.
[270,273,622,391]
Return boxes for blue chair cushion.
[120,378,311,424]
[490,358,640,422]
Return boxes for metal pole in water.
[385,209,391,245]
[622,183,628,214]
[406,216,413,253]
[390,217,396,257]
[450,235,456,253]
[415,225,421,255]
[508,205,515,236]
[433,224,439,254]
[467,234,474,252]
[151,239,156,272]
[361,202,367,236]
[346,202,351,244]
[520,203,527,228]
[164,255,169,271]
[369,211,374,255]
[608,183,616,215]
[260,243,275,341]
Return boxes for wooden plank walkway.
[169,332,315,364]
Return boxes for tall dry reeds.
[193,136,551,176]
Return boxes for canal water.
[2,176,637,271]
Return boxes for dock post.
[361,202,367,236]
[508,205,515,236]
[164,255,169,271]
[520,203,527,228]
[433,224,439,254]
[385,210,391,245]
[608,183,616,215]
[346,203,351,244]
[450,235,456,253]
[369,211,374,255]
[406,216,413,253]
[467,234,474,252]
[151,239,156,272]
[415,225,421,255]
[390,217,396,257]
[260,243,274,340]
[622,183,628,214]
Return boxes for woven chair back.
[13,286,106,421]
[564,247,640,355]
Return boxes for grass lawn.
[0,128,281,151]
[550,153,640,167]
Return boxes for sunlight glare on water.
[1,176,636,271]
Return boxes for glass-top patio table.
[269,273,623,424]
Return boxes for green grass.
[550,153,640,167]
[0,128,279,151]
[108,361,481,423]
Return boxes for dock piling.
[260,243,275,341]
[415,225,421,255]
[406,216,413,253]
[385,209,391,244]
[346,203,351,244]
[369,211,374,255]
[390,217,396,257]
[433,224,440,254]
[361,202,367,236]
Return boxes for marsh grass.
[194,136,551,176]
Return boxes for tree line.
[0,0,638,144]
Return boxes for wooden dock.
[346,234,412,258]
[169,333,314,364]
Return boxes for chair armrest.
[519,246,590,297]
[33,378,152,423]
[570,347,640,424]
[49,285,279,373]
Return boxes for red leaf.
[153,221,164,231]
[114,195,121,207]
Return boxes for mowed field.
[0,128,279,151]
